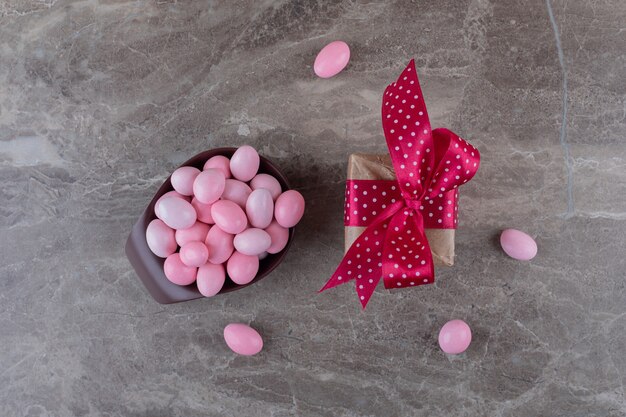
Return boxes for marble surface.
[1,0,625,416]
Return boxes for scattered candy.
[438,319,472,355]
[157,197,197,230]
[223,323,263,356]
[170,166,201,196]
[250,174,282,201]
[230,145,260,182]
[146,219,177,258]
[234,228,272,256]
[146,145,304,296]
[246,189,274,229]
[274,190,305,228]
[227,251,259,285]
[500,229,537,261]
[179,241,209,267]
[314,40,350,79]
[196,263,225,297]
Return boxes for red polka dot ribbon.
[344,180,459,228]
[320,60,481,308]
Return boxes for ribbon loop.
[321,60,480,308]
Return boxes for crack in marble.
[546,0,575,218]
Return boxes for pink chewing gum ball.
[250,174,282,201]
[223,323,263,356]
[193,168,226,204]
[438,319,472,355]
[158,197,197,230]
[222,179,252,208]
[203,155,231,178]
[233,228,272,256]
[246,189,274,229]
[227,251,259,285]
[155,191,189,218]
[196,263,225,297]
[146,219,177,258]
[265,220,289,254]
[211,200,248,234]
[314,40,350,78]
[170,166,201,196]
[179,241,209,267]
[274,190,305,228]
[175,221,210,247]
[163,253,197,286]
[230,145,260,182]
[205,225,234,264]
[500,229,538,261]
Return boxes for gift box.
[344,153,455,266]
[321,59,480,308]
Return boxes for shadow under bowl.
[125,148,295,304]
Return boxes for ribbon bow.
[320,60,480,308]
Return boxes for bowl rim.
[125,147,295,304]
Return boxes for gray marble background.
[1,0,625,416]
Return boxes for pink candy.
[250,174,282,200]
[146,145,304,296]
[500,229,537,261]
[246,189,274,229]
[164,253,197,286]
[230,145,260,182]
[157,197,197,230]
[211,200,248,234]
[154,191,189,218]
[205,225,234,264]
[190,198,214,224]
[275,190,305,228]
[227,251,259,285]
[203,155,231,178]
[265,220,289,254]
[314,41,350,79]
[197,263,225,297]
[438,319,472,355]
[146,219,177,258]
[175,221,210,247]
[171,166,200,196]
[193,169,226,204]
[234,228,272,256]
[223,323,263,356]
[222,179,252,208]
[179,241,209,267]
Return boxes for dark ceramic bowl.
[125,148,295,304]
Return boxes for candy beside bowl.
[125,147,301,304]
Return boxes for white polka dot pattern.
[344,179,459,228]
[321,59,480,308]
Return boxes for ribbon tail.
[318,218,387,292]
[355,274,383,309]
[381,208,435,289]
[320,202,404,307]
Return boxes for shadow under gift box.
[125,148,295,304]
